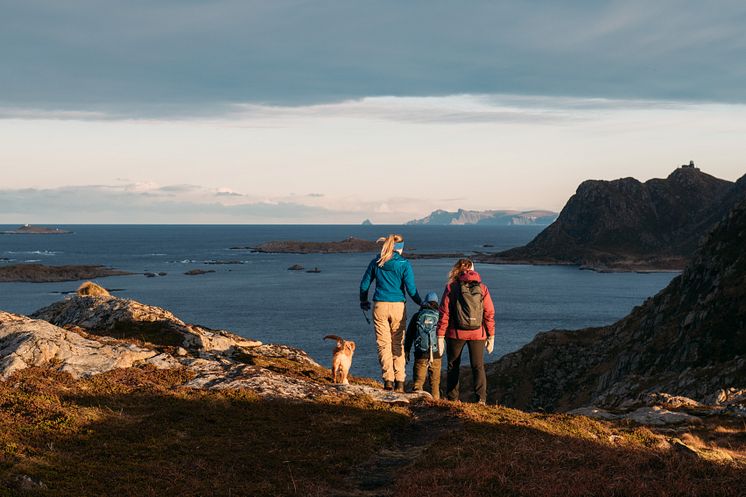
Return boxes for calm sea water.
[0,225,676,379]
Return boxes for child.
[404,292,442,399]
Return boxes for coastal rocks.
[2,294,426,405]
[288,264,304,271]
[0,311,178,379]
[184,269,216,276]
[0,264,131,282]
[31,294,262,354]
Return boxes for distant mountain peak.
[406,208,557,226]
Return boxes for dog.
[323,335,356,385]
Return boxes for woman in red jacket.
[436,258,495,404]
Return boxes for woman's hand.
[486,336,495,354]
[437,337,445,356]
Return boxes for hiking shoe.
[394,381,405,393]
[477,400,487,405]
[383,381,394,391]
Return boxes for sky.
[1,0,745,223]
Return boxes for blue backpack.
[414,308,439,357]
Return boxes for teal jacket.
[360,252,422,304]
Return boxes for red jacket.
[437,270,495,340]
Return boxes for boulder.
[0,311,179,379]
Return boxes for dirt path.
[337,402,462,497]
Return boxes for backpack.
[413,308,439,356]
[454,280,484,330]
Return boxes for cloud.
[0,184,462,224]
[1,0,746,117]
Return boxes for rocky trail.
[338,403,462,497]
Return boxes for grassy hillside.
[1,367,743,497]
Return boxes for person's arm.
[404,312,418,357]
[359,259,376,302]
[402,260,422,305]
[436,285,451,337]
[482,284,496,336]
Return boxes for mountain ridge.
[495,165,745,270]
[406,208,557,226]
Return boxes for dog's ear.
[347,341,356,352]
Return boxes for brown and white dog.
[323,335,356,385]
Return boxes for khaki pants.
[412,355,442,399]
[372,302,407,382]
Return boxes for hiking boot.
[383,380,394,391]
[394,381,405,393]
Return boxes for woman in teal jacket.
[360,234,422,392]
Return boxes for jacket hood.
[458,270,482,283]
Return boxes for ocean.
[0,224,676,379]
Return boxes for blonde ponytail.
[376,234,404,267]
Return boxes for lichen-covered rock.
[2,297,424,405]
[0,311,179,378]
[31,295,262,354]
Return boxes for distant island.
[361,219,373,225]
[0,264,131,282]
[406,209,557,226]
[0,224,71,235]
[254,237,379,254]
[495,164,746,271]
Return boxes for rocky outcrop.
[0,311,178,379]
[0,264,131,282]
[407,209,557,226]
[31,295,262,353]
[1,295,426,404]
[496,166,745,270]
[485,195,746,412]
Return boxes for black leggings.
[446,338,487,403]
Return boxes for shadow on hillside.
[1,375,743,497]
[394,410,745,497]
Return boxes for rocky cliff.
[497,166,744,270]
[485,195,746,411]
[406,208,557,226]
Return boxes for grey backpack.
[455,281,483,330]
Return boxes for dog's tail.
[324,334,344,344]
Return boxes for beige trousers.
[372,301,407,382]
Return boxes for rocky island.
[493,165,746,271]
[254,236,379,253]
[0,264,131,282]
[0,224,72,235]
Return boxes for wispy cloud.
[0,183,469,224]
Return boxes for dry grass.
[0,367,407,496]
[1,369,743,497]
[76,281,110,297]
[394,402,745,497]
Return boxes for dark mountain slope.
[497,166,741,270]
[485,195,746,411]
